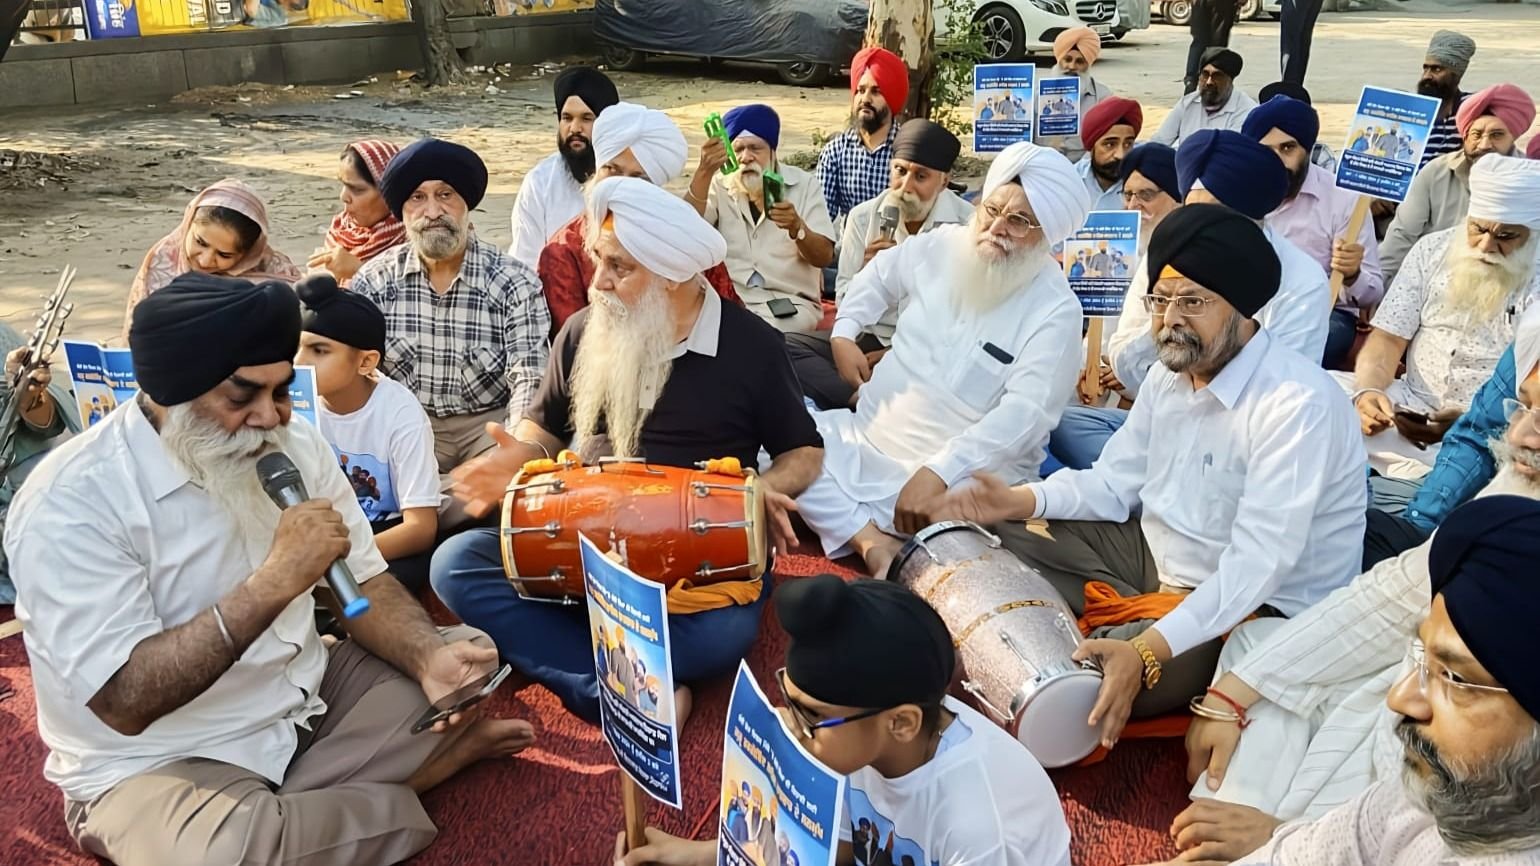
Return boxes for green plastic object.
[762,170,786,208]
[704,112,740,175]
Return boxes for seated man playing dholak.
[794,141,1091,577]
[432,178,824,725]
[1160,306,1540,862]
[932,205,1367,750]
[3,274,533,866]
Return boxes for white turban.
[981,141,1093,243]
[1468,154,1540,229]
[588,176,726,283]
[591,101,689,186]
[1517,303,1540,394]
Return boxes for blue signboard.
[1335,86,1443,202]
[973,64,1035,153]
[1061,210,1140,317]
[1035,77,1082,140]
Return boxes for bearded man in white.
[796,142,1091,576]
[1343,155,1540,480]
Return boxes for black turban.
[554,66,619,115]
[1147,203,1280,319]
[129,273,300,407]
[378,137,488,219]
[1428,496,1540,722]
[892,119,961,173]
[1200,47,1243,79]
[1259,81,1312,105]
[297,273,386,353]
[777,574,954,709]
[1119,142,1180,201]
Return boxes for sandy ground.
[1,0,1537,346]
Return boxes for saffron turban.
[591,102,688,186]
[1176,129,1288,220]
[1429,496,1540,723]
[982,141,1092,243]
[1241,94,1320,152]
[130,273,300,407]
[1146,203,1280,318]
[1053,26,1102,66]
[1515,303,1540,391]
[723,103,781,150]
[850,45,910,113]
[378,138,487,219]
[1119,143,1180,201]
[1081,96,1143,151]
[553,66,619,115]
[1467,153,1540,229]
[1425,29,1476,76]
[587,177,726,283]
[1455,83,1536,140]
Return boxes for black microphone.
[878,204,900,241]
[256,452,371,619]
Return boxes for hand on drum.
[760,481,800,558]
[1070,638,1143,749]
[928,471,1027,526]
[893,467,947,535]
[450,423,531,517]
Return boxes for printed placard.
[1035,77,1082,140]
[973,64,1035,153]
[1059,211,1140,317]
[62,340,138,428]
[289,365,319,431]
[1335,86,1443,202]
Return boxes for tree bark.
[864,0,936,120]
[413,0,466,87]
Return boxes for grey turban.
[1426,30,1476,75]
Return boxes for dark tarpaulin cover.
[594,0,868,67]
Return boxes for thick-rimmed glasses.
[1503,398,1540,429]
[1140,294,1218,318]
[1121,187,1163,204]
[980,203,1042,237]
[774,667,887,739]
[1406,640,1510,703]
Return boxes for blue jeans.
[1048,405,1130,472]
[1323,307,1358,370]
[430,528,771,724]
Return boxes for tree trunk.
[864,0,936,120]
[413,0,466,87]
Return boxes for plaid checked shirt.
[351,233,550,421]
[816,123,899,224]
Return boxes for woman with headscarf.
[122,178,301,335]
[308,140,406,285]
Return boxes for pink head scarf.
[325,140,406,265]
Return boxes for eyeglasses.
[980,203,1042,237]
[1465,129,1511,146]
[1502,398,1540,428]
[1121,188,1163,204]
[774,667,887,739]
[1407,639,1509,703]
[1140,294,1218,318]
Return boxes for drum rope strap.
[949,599,1053,647]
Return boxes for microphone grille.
[255,451,302,491]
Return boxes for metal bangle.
[515,437,551,460]
[1188,695,1242,724]
[211,603,237,656]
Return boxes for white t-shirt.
[317,375,441,524]
[840,698,1072,866]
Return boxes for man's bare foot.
[674,685,693,729]
[407,717,535,794]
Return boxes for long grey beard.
[950,229,1047,314]
[570,284,677,460]
[159,402,287,541]
[1441,235,1535,325]
[1488,441,1540,496]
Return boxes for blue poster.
[290,365,319,432]
[82,0,141,38]
[1059,211,1140,317]
[1335,86,1442,202]
[717,662,845,866]
[973,64,1035,153]
[581,535,683,809]
[1035,77,1082,140]
[63,340,138,428]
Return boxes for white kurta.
[508,151,585,269]
[1195,474,1531,821]
[797,225,1083,555]
[835,188,975,344]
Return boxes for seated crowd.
[4,34,1540,866]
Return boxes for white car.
[1153,0,1281,26]
[937,0,1146,62]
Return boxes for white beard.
[891,188,935,224]
[160,402,288,545]
[570,282,677,460]
[949,228,1048,314]
[1441,235,1535,325]
[1487,442,1540,497]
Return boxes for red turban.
[850,46,910,113]
[1455,83,1536,139]
[1081,96,1144,150]
[1528,136,1540,160]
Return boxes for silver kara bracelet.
[211,603,237,655]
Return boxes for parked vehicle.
[1153,0,1280,27]
[937,0,1149,63]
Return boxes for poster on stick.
[1035,77,1082,140]
[1335,86,1442,203]
[973,64,1035,153]
[1060,210,1140,317]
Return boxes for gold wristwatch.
[1130,636,1163,690]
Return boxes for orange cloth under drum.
[1075,581,1187,635]
[664,577,765,614]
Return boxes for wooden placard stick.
[1330,196,1373,307]
[621,773,649,851]
[1080,318,1105,404]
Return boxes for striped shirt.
[1419,92,1468,170]
[816,123,900,224]
[351,233,550,421]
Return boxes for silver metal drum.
[888,521,1103,768]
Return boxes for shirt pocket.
[458,345,507,409]
[949,343,1011,411]
[1196,462,1246,542]
[383,336,417,388]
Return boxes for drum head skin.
[1013,669,1103,768]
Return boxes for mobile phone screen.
[411,664,513,734]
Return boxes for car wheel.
[777,62,830,87]
[1164,0,1192,26]
[1240,0,1263,18]
[976,4,1026,62]
[600,43,646,71]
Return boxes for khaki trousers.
[430,408,503,475]
[66,624,489,866]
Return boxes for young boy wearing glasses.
[615,574,1071,866]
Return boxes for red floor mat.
[0,556,1185,865]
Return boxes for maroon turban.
[1081,96,1144,151]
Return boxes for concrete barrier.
[0,11,593,109]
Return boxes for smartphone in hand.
[411,663,514,734]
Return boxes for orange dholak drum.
[499,454,767,604]
[887,521,1103,768]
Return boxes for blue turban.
[1242,95,1320,152]
[377,137,488,219]
[724,104,781,150]
[1119,142,1180,201]
[1429,496,1540,722]
[1176,130,1289,220]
